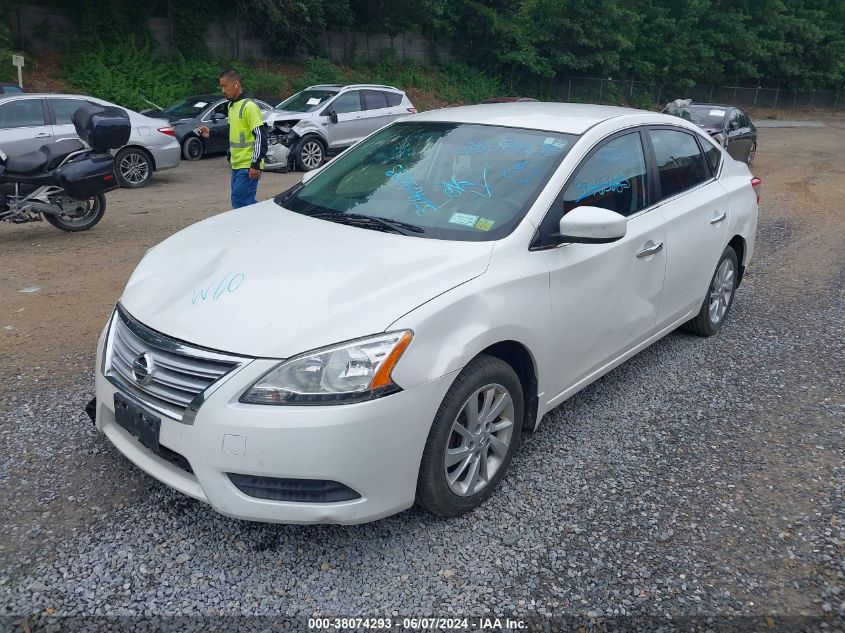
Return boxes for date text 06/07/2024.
[307,616,527,631]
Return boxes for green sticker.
[449,212,480,227]
[475,218,495,231]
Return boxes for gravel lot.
[1,124,844,631]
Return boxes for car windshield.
[276,90,337,112]
[665,105,728,128]
[162,97,213,119]
[277,121,576,241]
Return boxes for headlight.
[240,331,413,405]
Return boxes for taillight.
[751,176,761,204]
[407,107,417,113]
[157,126,176,137]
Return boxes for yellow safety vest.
[228,97,264,170]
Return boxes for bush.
[291,58,344,92]
[435,62,501,104]
[61,39,287,111]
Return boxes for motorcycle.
[0,104,131,232]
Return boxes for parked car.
[264,84,417,171]
[150,94,274,162]
[0,82,24,95]
[662,100,758,165]
[90,102,759,524]
[0,93,180,188]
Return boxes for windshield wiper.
[310,212,425,235]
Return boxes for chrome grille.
[105,306,246,421]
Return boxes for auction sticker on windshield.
[449,212,479,227]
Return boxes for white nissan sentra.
[92,103,759,524]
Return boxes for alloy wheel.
[444,383,515,497]
[120,152,150,185]
[301,141,323,169]
[708,258,735,324]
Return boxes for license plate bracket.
[114,394,161,452]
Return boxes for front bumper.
[93,326,456,524]
[264,143,290,171]
[147,139,181,171]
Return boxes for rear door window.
[0,99,46,128]
[649,129,710,199]
[49,98,93,125]
[362,90,389,111]
[702,141,722,175]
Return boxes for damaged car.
[264,84,416,172]
[662,99,757,165]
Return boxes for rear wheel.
[746,142,756,165]
[294,136,325,171]
[682,246,738,336]
[182,136,204,161]
[115,147,153,188]
[416,355,523,517]
[43,194,106,232]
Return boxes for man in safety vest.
[199,68,267,208]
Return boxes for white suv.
[264,84,416,171]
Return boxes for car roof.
[306,83,403,93]
[409,102,648,135]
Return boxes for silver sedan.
[0,93,180,188]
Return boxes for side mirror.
[212,112,226,122]
[328,109,338,124]
[554,206,626,244]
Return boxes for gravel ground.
[1,128,844,632]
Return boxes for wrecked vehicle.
[263,84,416,171]
[662,99,758,165]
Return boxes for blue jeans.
[231,168,258,209]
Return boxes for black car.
[662,101,757,165]
[149,94,273,161]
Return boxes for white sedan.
[90,103,759,524]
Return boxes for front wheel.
[294,136,325,171]
[682,245,738,336]
[416,355,523,517]
[115,147,153,188]
[43,194,106,232]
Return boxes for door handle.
[710,211,727,224]
[35,133,51,138]
[636,242,664,258]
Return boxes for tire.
[746,142,756,165]
[294,136,325,171]
[682,245,739,337]
[115,147,153,188]
[182,136,204,161]
[43,194,106,232]
[416,354,524,517]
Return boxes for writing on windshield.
[281,122,577,241]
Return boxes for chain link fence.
[554,77,843,111]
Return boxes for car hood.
[264,109,305,123]
[120,200,494,358]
